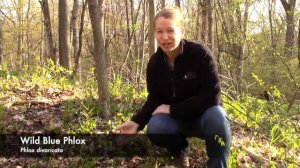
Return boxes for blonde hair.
[154,7,184,31]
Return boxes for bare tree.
[161,0,165,8]
[25,0,31,66]
[207,0,214,52]
[149,0,156,56]
[71,0,80,78]
[235,1,249,94]
[71,0,80,59]
[74,0,87,80]
[125,0,131,45]
[87,0,110,118]
[14,0,24,67]
[280,0,296,57]
[120,0,143,76]
[124,0,133,75]
[298,20,300,68]
[0,19,3,66]
[197,0,202,42]
[268,0,279,82]
[197,0,208,44]
[59,0,71,70]
[131,0,139,62]
[268,0,277,49]
[202,1,208,43]
[175,0,180,8]
[138,0,146,89]
[39,0,57,65]
[215,0,250,94]
[0,0,2,66]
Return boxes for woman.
[117,7,230,168]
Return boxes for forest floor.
[0,76,299,167]
[0,84,207,167]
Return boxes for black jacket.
[131,39,221,130]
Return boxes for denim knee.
[201,106,230,134]
[147,113,178,134]
[147,113,188,151]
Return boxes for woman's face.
[155,17,182,54]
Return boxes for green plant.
[82,158,96,168]
[223,82,300,166]
[0,104,4,121]
[63,101,76,123]
[68,110,96,134]
[228,147,240,168]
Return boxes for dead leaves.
[2,81,298,167]
[0,84,77,134]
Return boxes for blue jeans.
[147,106,231,168]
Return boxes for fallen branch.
[12,100,50,106]
[242,147,269,163]
[12,85,39,93]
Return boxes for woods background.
[0,0,299,106]
[0,0,299,167]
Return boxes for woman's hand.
[152,104,170,115]
[116,121,139,134]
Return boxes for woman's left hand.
[152,104,170,115]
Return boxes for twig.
[277,55,300,91]
[12,100,49,106]
[0,9,16,26]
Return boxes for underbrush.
[223,91,299,167]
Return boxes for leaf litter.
[0,83,297,167]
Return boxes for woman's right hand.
[116,121,139,134]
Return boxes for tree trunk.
[87,0,110,118]
[124,0,133,77]
[125,0,131,45]
[74,0,87,81]
[149,0,156,56]
[59,0,71,70]
[207,0,214,52]
[268,0,277,82]
[197,0,201,42]
[25,0,31,66]
[138,0,146,90]
[71,0,80,79]
[0,20,3,66]
[175,0,180,8]
[161,0,165,8]
[16,0,24,68]
[235,3,249,94]
[39,0,57,65]
[120,0,143,76]
[280,0,296,57]
[40,19,45,66]
[0,2,2,67]
[201,0,208,44]
[215,0,250,94]
[71,0,80,61]
[131,0,139,68]
[298,20,300,69]
[268,0,276,48]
